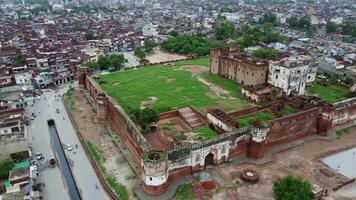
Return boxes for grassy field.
[281,105,295,116]
[174,183,195,200]
[98,58,250,113]
[193,127,218,139]
[306,82,349,103]
[236,109,276,128]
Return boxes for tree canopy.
[14,53,26,64]
[273,175,315,200]
[82,54,127,70]
[238,24,285,48]
[0,158,14,179]
[252,48,278,59]
[131,108,159,134]
[215,22,236,40]
[262,12,277,25]
[134,48,146,59]
[161,33,220,56]
[84,32,94,40]
[286,16,313,31]
[325,22,338,33]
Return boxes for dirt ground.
[208,126,356,200]
[146,49,187,63]
[69,90,138,199]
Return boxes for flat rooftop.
[322,147,356,179]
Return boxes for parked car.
[36,152,44,161]
[31,116,36,120]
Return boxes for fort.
[77,55,356,196]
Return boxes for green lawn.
[173,57,210,67]
[174,183,195,200]
[281,105,295,116]
[193,127,218,139]
[98,58,250,113]
[306,83,349,103]
[236,109,276,128]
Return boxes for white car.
[65,144,73,151]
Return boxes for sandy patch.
[146,49,187,63]
[178,65,209,76]
[140,96,158,109]
[166,78,176,83]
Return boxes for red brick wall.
[159,110,179,120]
[229,139,249,158]
[266,108,320,148]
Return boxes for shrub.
[273,175,314,200]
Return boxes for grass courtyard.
[306,82,349,103]
[97,58,251,113]
[235,109,276,128]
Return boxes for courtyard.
[97,58,251,114]
[306,81,350,103]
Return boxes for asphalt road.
[27,84,110,200]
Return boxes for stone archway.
[204,153,215,168]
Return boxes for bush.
[0,158,15,179]
[252,48,278,59]
[273,175,314,200]
[130,108,159,134]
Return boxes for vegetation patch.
[193,127,218,139]
[336,124,356,138]
[64,87,75,110]
[105,175,128,200]
[236,109,276,128]
[306,82,349,103]
[98,58,251,113]
[174,183,195,200]
[281,105,295,116]
[0,158,15,179]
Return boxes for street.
[27,84,110,200]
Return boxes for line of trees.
[286,16,313,31]
[134,39,157,59]
[82,54,127,71]
[238,24,285,48]
[161,33,220,56]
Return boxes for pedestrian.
[75,144,78,149]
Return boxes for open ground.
[97,57,251,114]
[172,125,356,200]
[66,90,139,200]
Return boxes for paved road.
[27,84,110,200]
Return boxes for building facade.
[268,56,317,95]
[210,48,268,86]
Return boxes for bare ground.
[209,126,356,200]
[70,90,138,199]
[146,49,187,63]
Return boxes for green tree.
[325,22,338,33]
[144,39,156,53]
[97,55,110,70]
[0,158,15,179]
[14,53,26,64]
[263,12,277,25]
[131,108,159,134]
[215,22,236,40]
[252,48,278,59]
[84,32,94,40]
[273,175,314,200]
[342,22,356,37]
[108,54,127,70]
[134,48,146,59]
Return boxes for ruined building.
[210,48,268,86]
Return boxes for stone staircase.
[178,107,204,128]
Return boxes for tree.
[97,55,110,70]
[252,48,278,59]
[14,53,26,64]
[84,32,94,40]
[108,54,127,70]
[131,108,159,134]
[286,16,298,28]
[341,22,356,37]
[134,48,146,59]
[144,39,156,53]
[273,175,314,200]
[325,22,338,33]
[215,22,236,40]
[287,16,312,31]
[0,158,14,179]
[263,12,277,25]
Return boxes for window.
[251,73,254,76]
[275,75,278,79]
[149,177,152,181]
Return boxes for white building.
[14,72,32,85]
[268,56,317,95]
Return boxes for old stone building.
[268,55,317,95]
[210,48,268,86]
